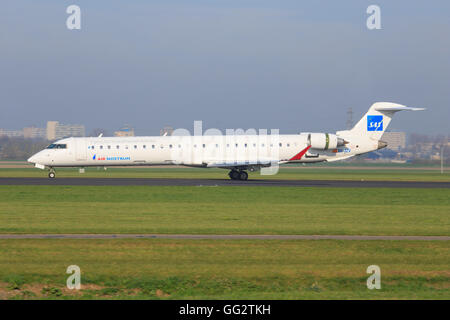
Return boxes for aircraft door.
[75,139,87,161]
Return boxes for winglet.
[289,145,311,161]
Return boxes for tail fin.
[342,102,425,140]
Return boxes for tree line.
[0,136,49,161]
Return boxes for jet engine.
[308,133,347,150]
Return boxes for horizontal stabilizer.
[374,104,426,112]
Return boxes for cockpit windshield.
[46,144,67,149]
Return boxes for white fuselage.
[28,133,375,169]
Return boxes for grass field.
[0,239,448,299]
[0,167,448,299]
[0,166,449,182]
[0,185,449,235]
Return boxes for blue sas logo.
[92,154,96,160]
[367,115,383,131]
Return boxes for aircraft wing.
[326,155,355,162]
[204,145,312,168]
[205,158,276,168]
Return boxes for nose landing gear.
[228,170,248,181]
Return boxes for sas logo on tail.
[367,115,383,131]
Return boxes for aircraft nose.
[27,153,39,163]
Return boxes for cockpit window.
[46,144,67,149]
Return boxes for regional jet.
[28,102,424,180]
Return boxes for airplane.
[28,102,424,180]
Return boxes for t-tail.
[336,102,425,154]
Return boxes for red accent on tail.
[289,145,311,161]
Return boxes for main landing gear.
[228,170,248,181]
[48,169,56,179]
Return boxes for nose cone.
[28,151,43,164]
[27,154,37,163]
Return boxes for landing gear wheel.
[229,170,240,180]
[48,171,56,179]
[239,171,248,181]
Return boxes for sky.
[0,0,449,135]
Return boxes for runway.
[0,177,449,188]
[0,234,448,240]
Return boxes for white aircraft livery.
[28,102,424,180]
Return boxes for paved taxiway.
[0,177,449,188]
[0,234,448,240]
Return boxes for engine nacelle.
[308,133,346,150]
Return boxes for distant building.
[160,126,174,136]
[47,121,85,140]
[0,129,23,138]
[381,132,406,150]
[1,121,85,140]
[416,142,434,153]
[114,126,134,137]
[23,126,46,139]
[46,121,58,140]
[55,123,85,139]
